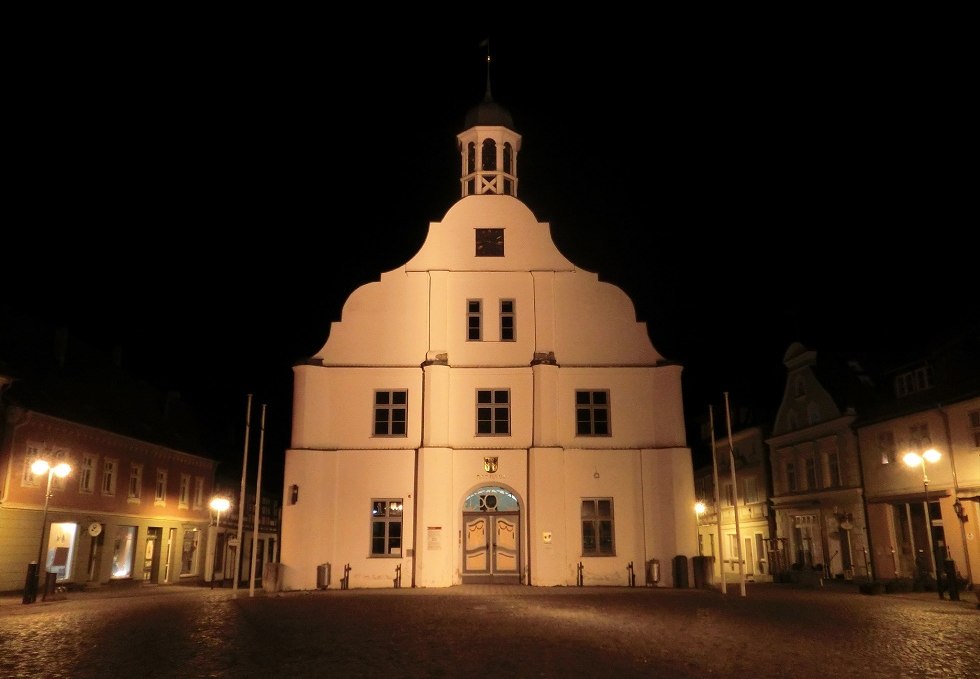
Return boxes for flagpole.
[709,405,725,594]
[724,392,746,597]
[249,404,266,597]
[233,394,252,594]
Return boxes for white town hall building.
[279,76,697,590]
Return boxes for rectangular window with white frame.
[467,299,482,341]
[194,477,204,509]
[581,498,615,556]
[128,464,142,502]
[476,389,510,435]
[102,459,118,496]
[575,390,610,436]
[499,299,515,341]
[179,474,191,509]
[374,390,408,436]
[155,469,168,505]
[79,453,96,493]
[370,499,403,556]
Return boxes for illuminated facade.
[0,407,217,593]
[279,82,695,589]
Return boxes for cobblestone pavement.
[1,582,977,679]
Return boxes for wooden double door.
[462,512,520,584]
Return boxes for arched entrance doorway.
[461,486,521,584]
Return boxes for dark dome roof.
[463,97,514,130]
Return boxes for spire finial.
[480,37,492,101]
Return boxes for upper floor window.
[804,457,817,489]
[581,498,615,556]
[743,476,758,504]
[179,474,191,509]
[968,410,980,449]
[476,389,510,435]
[500,300,515,341]
[806,402,821,425]
[575,390,610,436]
[467,300,483,340]
[374,390,408,436]
[827,449,841,488]
[194,477,205,509]
[79,453,96,494]
[371,499,403,557]
[877,430,896,464]
[894,365,933,398]
[102,459,118,496]
[909,422,932,451]
[128,464,142,501]
[786,461,797,492]
[155,469,168,504]
[22,444,41,486]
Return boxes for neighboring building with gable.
[766,343,875,581]
[279,76,695,589]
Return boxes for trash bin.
[22,562,39,604]
[263,562,282,593]
[646,559,661,585]
[317,563,331,589]
[673,555,689,588]
[693,555,713,589]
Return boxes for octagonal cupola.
[456,66,522,198]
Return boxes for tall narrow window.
[102,459,117,496]
[970,410,980,448]
[371,499,403,556]
[155,469,168,505]
[786,461,797,492]
[581,498,615,556]
[500,299,515,341]
[476,389,510,435]
[827,449,841,487]
[877,430,896,464]
[128,464,143,501]
[467,300,482,340]
[909,422,931,450]
[79,454,96,494]
[194,477,205,509]
[804,458,817,489]
[179,474,191,508]
[575,390,610,436]
[374,390,408,436]
[23,444,41,486]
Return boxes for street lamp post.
[694,501,706,556]
[903,446,941,586]
[209,497,231,588]
[23,459,72,604]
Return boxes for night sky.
[4,27,973,485]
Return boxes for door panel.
[462,512,520,583]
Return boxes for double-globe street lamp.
[902,445,941,583]
[23,458,72,604]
